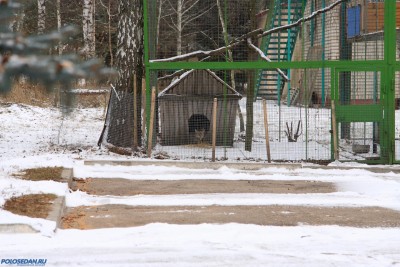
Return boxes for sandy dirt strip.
[61,205,400,229]
[70,178,336,195]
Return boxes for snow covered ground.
[1,102,400,266]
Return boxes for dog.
[194,128,206,144]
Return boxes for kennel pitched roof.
[158,69,242,99]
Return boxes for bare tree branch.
[182,4,216,27]
[247,38,289,82]
[151,0,345,63]
[157,56,211,81]
[181,0,200,16]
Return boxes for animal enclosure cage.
[138,0,400,164]
[158,69,242,146]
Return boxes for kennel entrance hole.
[188,114,210,133]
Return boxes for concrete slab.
[46,196,66,230]
[0,168,72,234]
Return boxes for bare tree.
[98,0,118,67]
[0,1,115,112]
[216,0,245,132]
[152,0,345,63]
[161,0,215,55]
[101,0,144,151]
[244,0,258,152]
[37,0,45,34]
[11,3,25,33]
[56,0,62,55]
[82,0,96,59]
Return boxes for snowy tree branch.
[157,56,211,81]
[247,38,289,82]
[151,0,345,63]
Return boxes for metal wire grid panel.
[149,68,332,162]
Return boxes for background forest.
[16,0,268,71]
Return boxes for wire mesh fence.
[99,0,400,163]
[146,68,332,163]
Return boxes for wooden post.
[212,98,217,162]
[147,87,156,157]
[142,78,146,141]
[331,100,339,160]
[133,75,138,148]
[263,99,271,163]
[102,90,109,119]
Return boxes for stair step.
[258,91,278,94]
[256,0,304,99]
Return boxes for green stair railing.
[255,0,307,101]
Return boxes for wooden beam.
[147,87,156,157]
[263,99,271,163]
[331,100,339,161]
[212,98,217,162]
[133,75,138,149]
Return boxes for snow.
[1,102,400,266]
[1,224,400,267]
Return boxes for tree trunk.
[107,0,114,66]
[216,0,245,132]
[57,0,62,55]
[176,0,183,55]
[103,0,144,150]
[245,0,258,152]
[37,0,46,34]
[12,5,25,33]
[82,0,96,59]
[156,0,163,46]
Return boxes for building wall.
[289,0,399,105]
[285,0,341,106]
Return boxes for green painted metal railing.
[255,0,307,101]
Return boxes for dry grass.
[0,82,55,107]
[15,167,64,182]
[3,194,57,219]
[0,81,109,108]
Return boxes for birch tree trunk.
[82,0,96,59]
[37,0,46,34]
[176,0,183,56]
[216,0,245,132]
[107,0,113,66]
[104,0,144,150]
[57,0,62,55]
[156,0,164,46]
[162,0,212,57]
[12,5,25,33]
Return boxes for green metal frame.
[385,0,397,164]
[331,66,385,163]
[143,0,399,164]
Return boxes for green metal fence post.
[321,0,326,107]
[384,0,396,164]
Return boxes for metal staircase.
[255,0,306,100]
